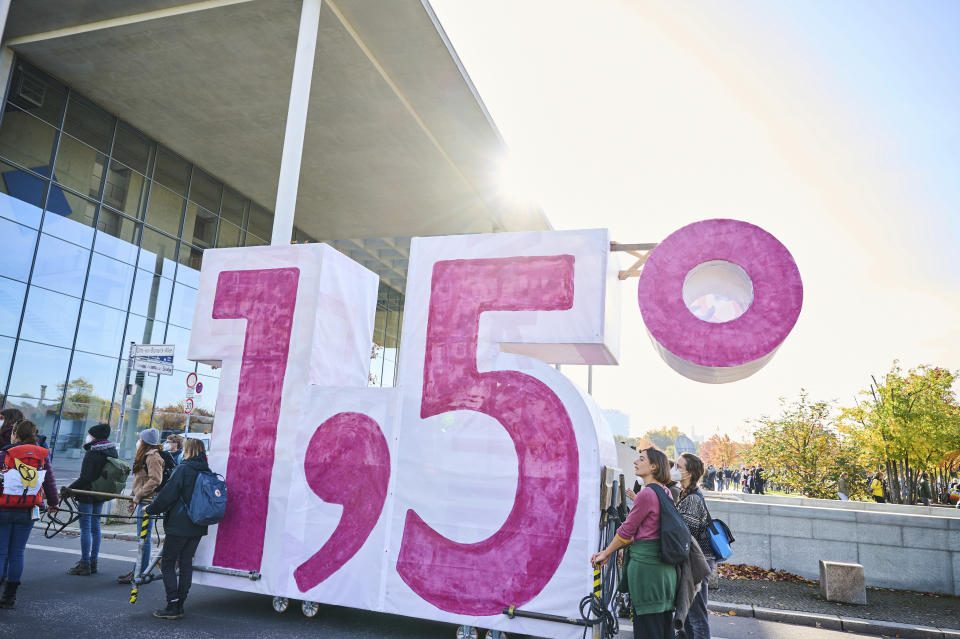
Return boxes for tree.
[642,426,682,451]
[700,433,747,467]
[748,391,845,498]
[838,362,960,503]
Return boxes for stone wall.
[706,498,960,596]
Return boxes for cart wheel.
[272,596,289,614]
[484,631,507,639]
[456,626,479,639]
[301,600,320,618]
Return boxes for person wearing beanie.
[67,423,118,576]
[117,429,164,584]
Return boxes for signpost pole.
[116,341,135,446]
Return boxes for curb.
[61,527,164,543]
[709,601,960,639]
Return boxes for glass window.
[153,147,189,196]
[56,397,112,454]
[169,284,197,329]
[74,300,126,357]
[6,340,71,401]
[0,160,45,227]
[188,169,220,212]
[7,62,67,126]
[85,253,135,310]
[30,233,90,298]
[220,187,246,227]
[61,351,118,421]
[215,220,242,248]
[247,202,272,240]
[164,324,192,372]
[43,189,97,247]
[192,374,218,413]
[183,203,216,248]
[111,123,152,175]
[143,184,184,236]
[130,268,172,321]
[5,397,62,444]
[243,233,268,247]
[138,227,178,278]
[0,336,13,392]
[94,208,140,264]
[63,94,113,153]
[153,372,187,415]
[54,134,107,199]
[176,245,202,288]
[19,287,81,348]
[0,277,26,338]
[0,217,38,282]
[103,160,146,218]
[122,318,166,366]
[0,106,57,171]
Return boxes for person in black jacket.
[145,438,210,620]
[66,423,118,576]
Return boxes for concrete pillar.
[271,0,322,245]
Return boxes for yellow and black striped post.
[130,509,150,604]
[593,564,602,600]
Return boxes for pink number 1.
[397,255,580,615]
[210,268,300,572]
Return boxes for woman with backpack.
[591,447,677,638]
[145,437,211,620]
[117,428,164,584]
[0,420,59,608]
[67,423,119,576]
[676,453,714,639]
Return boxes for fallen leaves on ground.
[719,563,817,585]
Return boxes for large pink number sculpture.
[396,255,581,615]
[210,268,300,571]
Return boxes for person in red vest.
[0,420,60,608]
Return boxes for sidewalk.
[56,519,164,542]
[712,577,960,635]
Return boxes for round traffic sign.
[195,381,203,394]
[184,398,194,414]
[186,372,198,389]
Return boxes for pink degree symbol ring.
[637,218,803,383]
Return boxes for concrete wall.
[706,491,960,518]
[706,498,960,596]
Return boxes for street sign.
[132,343,175,375]
[184,398,194,414]
[186,372,198,389]
[195,381,203,394]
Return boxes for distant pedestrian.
[755,465,765,495]
[870,472,886,504]
[592,448,677,638]
[676,453,714,639]
[163,435,184,465]
[0,421,59,608]
[146,438,211,620]
[837,472,849,501]
[918,473,932,507]
[117,429,164,584]
[67,423,118,576]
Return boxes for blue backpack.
[181,470,227,526]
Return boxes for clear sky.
[431,1,960,440]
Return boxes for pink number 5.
[397,255,580,615]
[210,268,300,572]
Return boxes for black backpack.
[159,451,177,489]
[649,484,691,565]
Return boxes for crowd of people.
[593,449,717,639]
[698,464,765,495]
[0,418,209,619]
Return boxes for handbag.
[697,493,735,561]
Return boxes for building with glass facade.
[0,1,549,475]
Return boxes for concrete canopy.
[4,0,549,242]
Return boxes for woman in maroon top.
[591,447,677,638]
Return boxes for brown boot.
[117,571,134,584]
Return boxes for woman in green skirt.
[591,447,676,638]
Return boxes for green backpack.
[89,457,131,497]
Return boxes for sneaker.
[67,561,91,576]
[153,599,183,620]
